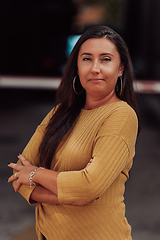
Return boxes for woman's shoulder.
[81,101,137,121]
[108,101,138,124]
[98,101,137,120]
[96,101,138,145]
[111,100,136,113]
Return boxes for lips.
[88,78,104,83]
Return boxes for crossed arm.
[8,155,92,206]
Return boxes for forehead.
[78,38,118,55]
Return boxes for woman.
[8,25,140,240]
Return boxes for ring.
[14,173,18,178]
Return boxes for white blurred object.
[0,76,61,90]
[134,80,160,94]
[0,76,160,94]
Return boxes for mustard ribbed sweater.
[17,101,138,240]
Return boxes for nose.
[90,60,100,73]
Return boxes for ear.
[118,64,124,77]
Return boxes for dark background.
[124,0,160,79]
[0,0,160,79]
[0,0,76,76]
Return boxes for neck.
[84,92,120,110]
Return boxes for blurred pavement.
[0,89,160,240]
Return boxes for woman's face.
[77,38,124,102]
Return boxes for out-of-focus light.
[66,35,81,57]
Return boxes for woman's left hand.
[8,155,38,192]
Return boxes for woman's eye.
[83,57,91,61]
[102,58,111,62]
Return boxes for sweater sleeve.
[12,108,55,204]
[57,106,138,202]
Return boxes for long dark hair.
[39,25,140,168]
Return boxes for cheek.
[104,65,121,78]
[102,66,116,78]
[78,66,88,80]
[77,70,85,87]
[77,62,83,77]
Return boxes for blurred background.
[0,0,160,239]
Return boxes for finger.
[18,155,31,166]
[8,163,23,171]
[8,172,19,182]
[8,174,18,182]
[14,172,18,179]
[14,180,22,192]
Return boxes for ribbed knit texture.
[15,101,138,240]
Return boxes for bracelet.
[29,167,44,187]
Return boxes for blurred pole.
[124,0,160,80]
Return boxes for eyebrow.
[80,52,114,57]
